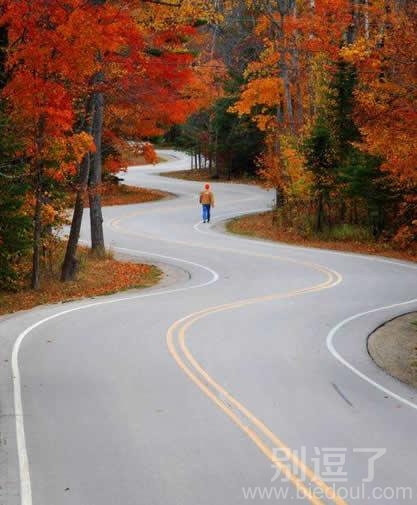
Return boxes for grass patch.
[325,223,373,242]
[120,151,166,166]
[67,183,170,209]
[99,183,169,206]
[227,211,417,263]
[0,243,162,316]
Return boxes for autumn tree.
[2,1,103,287]
[3,0,211,283]
[229,1,351,202]
[0,23,30,290]
[0,108,32,290]
[168,0,265,177]
[341,1,417,245]
[303,118,336,231]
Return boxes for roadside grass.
[0,243,162,316]
[324,223,373,242]
[97,183,169,207]
[227,211,417,263]
[1,150,175,316]
[1,181,169,316]
[66,183,169,208]
[120,152,167,166]
[162,168,260,185]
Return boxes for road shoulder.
[368,312,417,390]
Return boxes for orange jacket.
[200,190,215,206]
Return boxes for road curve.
[1,150,417,505]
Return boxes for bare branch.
[141,0,183,7]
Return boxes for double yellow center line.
[167,266,345,505]
[110,204,346,504]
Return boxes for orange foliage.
[231,1,353,195]
[233,0,352,130]
[1,0,210,178]
[228,212,417,262]
[341,2,417,183]
[257,135,286,190]
[143,143,158,164]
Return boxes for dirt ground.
[368,312,417,389]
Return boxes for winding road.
[1,150,417,505]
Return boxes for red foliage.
[1,0,205,177]
[143,143,158,164]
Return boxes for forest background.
[0,0,416,294]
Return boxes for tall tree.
[303,118,336,231]
[0,24,31,290]
[2,0,109,287]
[88,0,106,256]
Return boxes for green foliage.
[145,47,163,57]
[0,110,32,291]
[163,1,266,180]
[329,61,361,154]
[302,61,395,235]
[165,76,265,178]
[303,118,336,193]
[212,95,264,177]
[325,224,373,242]
[329,62,390,205]
[192,19,208,27]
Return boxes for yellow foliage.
[231,77,283,117]
[340,38,370,63]
[41,204,58,226]
[257,133,312,198]
[133,0,218,31]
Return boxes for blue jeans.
[202,204,211,222]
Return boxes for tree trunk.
[208,113,214,176]
[198,147,202,170]
[293,51,304,129]
[347,0,359,43]
[364,0,370,40]
[87,0,106,255]
[339,199,346,223]
[61,93,94,281]
[275,186,284,209]
[31,114,46,290]
[353,198,358,224]
[279,17,295,132]
[0,26,9,87]
[31,177,42,290]
[88,90,105,256]
[316,193,324,232]
[213,127,219,178]
[61,155,90,281]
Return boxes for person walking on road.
[200,183,215,223]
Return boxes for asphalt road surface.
[1,150,417,505]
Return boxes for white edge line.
[326,299,417,410]
[13,196,417,503]
[199,210,417,271]
[114,202,417,412]
[197,206,417,410]
[11,246,219,505]
[193,207,270,234]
